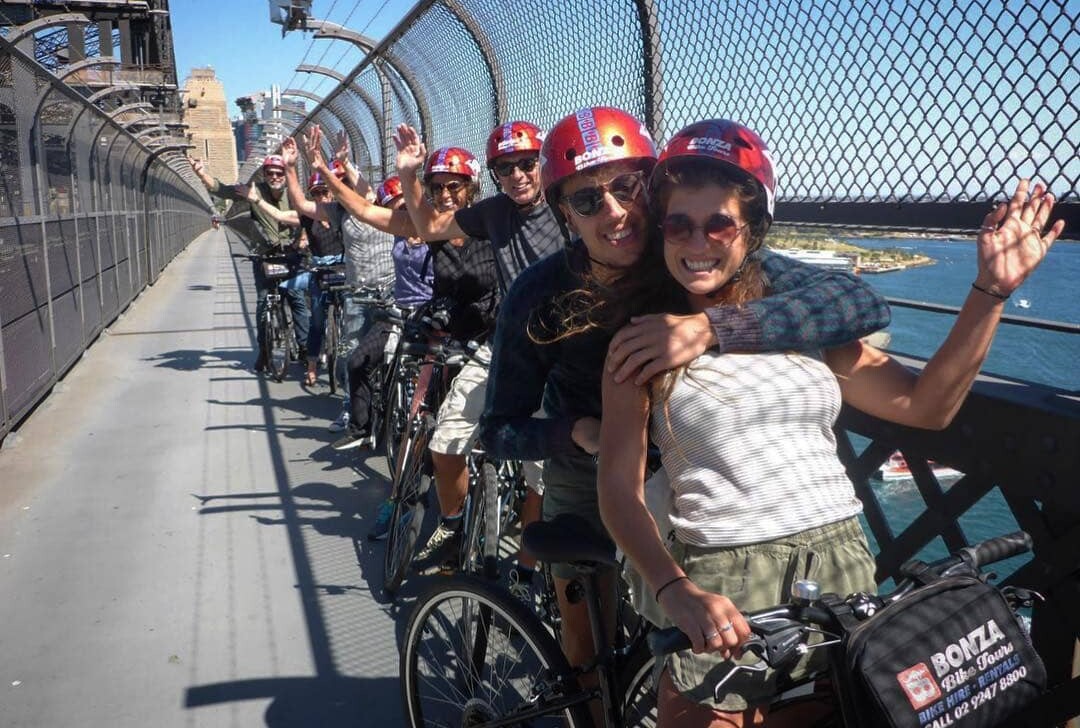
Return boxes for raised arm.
[607,250,891,385]
[828,179,1061,429]
[245,183,300,227]
[188,155,244,200]
[281,137,319,221]
[332,130,373,200]
[395,124,468,241]
[302,125,415,238]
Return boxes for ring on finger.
[704,630,720,640]
[718,622,735,633]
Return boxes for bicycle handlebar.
[648,531,1034,662]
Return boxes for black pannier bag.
[843,575,1045,728]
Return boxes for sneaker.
[328,410,350,433]
[367,499,394,541]
[508,569,535,610]
[331,429,370,451]
[415,521,463,569]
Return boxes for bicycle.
[382,304,471,595]
[647,531,1045,727]
[306,260,349,395]
[400,512,659,727]
[251,253,302,382]
[459,453,528,582]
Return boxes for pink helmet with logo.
[376,175,403,207]
[485,121,544,165]
[539,107,657,200]
[423,147,481,182]
[652,119,776,219]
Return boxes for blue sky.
[172,0,415,119]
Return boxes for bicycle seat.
[523,514,618,568]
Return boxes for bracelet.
[655,575,689,603]
[971,282,1009,301]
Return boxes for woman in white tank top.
[595,119,1062,727]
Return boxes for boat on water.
[874,452,963,482]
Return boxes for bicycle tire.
[620,643,658,728]
[481,461,501,580]
[459,459,489,579]
[325,302,339,395]
[381,366,411,478]
[401,574,591,728]
[383,414,434,595]
[268,302,289,382]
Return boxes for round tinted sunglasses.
[661,212,749,245]
[427,180,467,196]
[492,156,539,177]
[560,171,646,217]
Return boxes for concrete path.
[0,228,424,726]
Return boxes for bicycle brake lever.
[713,659,768,700]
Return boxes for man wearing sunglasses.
[478,106,890,695]
[386,120,565,597]
[189,154,310,372]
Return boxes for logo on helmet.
[687,137,733,155]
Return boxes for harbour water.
[842,238,1078,574]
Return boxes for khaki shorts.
[429,343,491,455]
[428,343,544,494]
[654,517,877,712]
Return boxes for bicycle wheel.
[401,574,591,728]
[481,461,501,579]
[381,366,412,478]
[459,459,489,579]
[620,644,658,728]
[383,413,434,595]
[325,302,339,395]
[267,302,289,382]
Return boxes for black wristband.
[655,575,689,603]
[971,282,1009,301]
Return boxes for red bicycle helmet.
[652,119,776,219]
[540,107,657,200]
[307,171,329,190]
[262,154,286,172]
[376,176,403,207]
[485,121,544,165]
[423,147,481,182]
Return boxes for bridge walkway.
[0,227,410,727]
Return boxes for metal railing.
[0,29,212,441]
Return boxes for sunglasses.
[661,212,748,245]
[310,187,330,197]
[561,171,646,217]
[427,180,467,196]
[492,156,539,177]
[264,170,285,178]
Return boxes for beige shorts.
[428,343,544,494]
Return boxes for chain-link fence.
[274,0,1077,232]
[0,32,212,441]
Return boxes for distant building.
[232,85,304,163]
[182,67,237,183]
